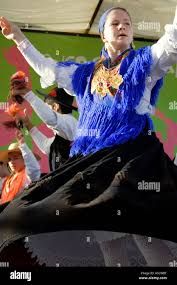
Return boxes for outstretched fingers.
[0,17,11,31]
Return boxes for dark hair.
[44,96,73,114]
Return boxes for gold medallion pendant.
[91,65,123,97]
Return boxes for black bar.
[0,267,177,282]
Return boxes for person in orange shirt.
[0,130,40,204]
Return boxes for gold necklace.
[91,64,123,97]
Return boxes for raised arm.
[0,17,79,92]
[13,89,77,141]
[29,127,55,156]
[16,130,41,182]
[15,110,55,155]
[135,7,177,115]
[150,6,177,80]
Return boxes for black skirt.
[0,132,177,251]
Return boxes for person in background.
[0,129,40,204]
[12,83,78,171]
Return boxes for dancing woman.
[0,7,177,250]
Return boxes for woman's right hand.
[0,17,25,44]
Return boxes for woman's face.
[102,9,133,52]
[8,152,25,173]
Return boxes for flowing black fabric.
[0,132,177,251]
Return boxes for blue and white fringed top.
[17,17,177,156]
[56,46,163,156]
